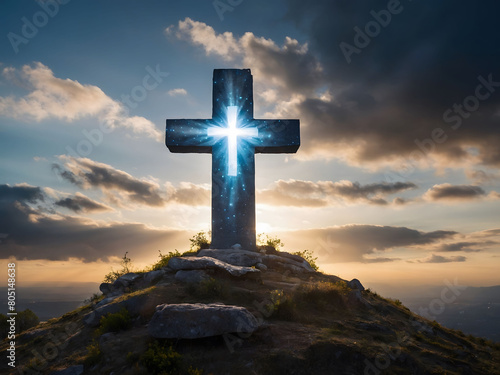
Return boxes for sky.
[0,0,499,290]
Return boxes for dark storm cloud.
[283,225,457,263]
[0,190,187,262]
[55,193,112,213]
[282,0,500,168]
[258,179,416,206]
[0,184,45,203]
[425,184,486,201]
[56,157,166,207]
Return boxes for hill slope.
[2,249,499,375]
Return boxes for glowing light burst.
[207,106,258,176]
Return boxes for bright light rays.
[207,105,258,176]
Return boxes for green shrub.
[98,307,132,334]
[150,250,182,271]
[269,290,296,321]
[189,231,211,251]
[84,339,102,367]
[185,277,229,299]
[258,234,285,250]
[2,309,40,335]
[103,252,134,283]
[140,341,182,375]
[291,250,319,271]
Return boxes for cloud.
[168,88,188,97]
[168,18,322,96]
[172,18,241,59]
[435,241,497,253]
[0,62,161,140]
[0,183,45,204]
[466,169,500,184]
[55,192,112,213]
[169,9,500,171]
[54,157,167,207]
[258,179,417,206]
[415,254,467,263]
[166,182,210,206]
[53,156,210,208]
[424,184,486,201]
[0,198,187,262]
[279,224,457,263]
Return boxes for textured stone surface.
[84,293,149,327]
[99,283,114,295]
[166,69,300,250]
[347,278,365,291]
[168,256,260,277]
[113,272,141,288]
[262,254,314,273]
[148,303,259,339]
[197,248,262,267]
[143,269,166,285]
[175,270,209,283]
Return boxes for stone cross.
[166,69,300,250]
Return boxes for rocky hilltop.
[2,246,499,374]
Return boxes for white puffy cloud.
[0,62,162,140]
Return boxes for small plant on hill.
[84,339,103,367]
[292,249,319,271]
[85,293,104,305]
[140,340,201,374]
[269,290,296,321]
[189,230,211,251]
[149,249,182,271]
[0,309,40,335]
[103,252,134,283]
[97,307,132,334]
[257,233,285,251]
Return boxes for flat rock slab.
[168,256,260,277]
[197,248,262,267]
[148,303,259,339]
[175,270,209,283]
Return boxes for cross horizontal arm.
[252,119,300,153]
[166,119,216,153]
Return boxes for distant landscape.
[371,283,500,342]
[2,282,499,343]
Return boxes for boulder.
[113,272,141,288]
[197,249,262,267]
[95,296,118,308]
[347,278,365,291]
[84,293,149,327]
[49,365,84,375]
[143,269,166,285]
[168,256,260,277]
[262,254,314,273]
[347,290,369,308]
[148,303,259,339]
[99,283,114,295]
[255,263,268,271]
[175,270,209,283]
